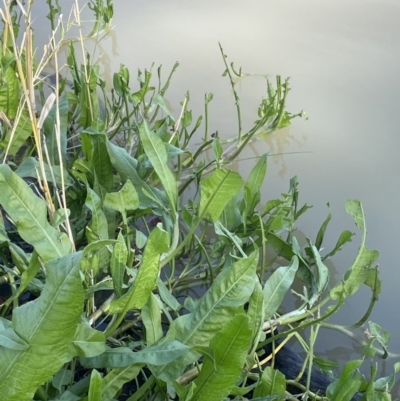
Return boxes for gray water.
[34,0,400,392]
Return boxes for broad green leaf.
[101,365,142,401]
[43,93,68,165]
[0,252,84,401]
[0,164,72,262]
[142,293,163,346]
[104,179,139,213]
[110,233,128,298]
[327,359,364,401]
[190,314,252,401]
[199,169,243,223]
[139,120,177,216]
[153,252,258,381]
[253,366,286,399]
[263,256,298,319]
[109,225,169,313]
[81,340,190,368]
[70,322,106,358]
[88,370,102,401]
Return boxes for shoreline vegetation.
[0,1,398,400]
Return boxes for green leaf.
[315,204,332,250]
[109,225,169,313]
[104,139,160,207]
[101,365,142,401]
[323,229,355,260]
[110,232,128,298]
[211,137,223,161]
[263,256,298,319]
[1,110,33,156]
[247,282,265,345]
[199,169,243,223]
[0,62,19,117]
[91,134,114,192]
[327,359,364,401]
[71,322,106,358]
[0,252,84,401]
[139,120,177,216]
[81,340,190,368]
[0,327,29,350]
[265,232,294,261]
[331,200,379,300]
[190,314,252,401]
[15,158,73,187]
[0,164,72,262]
[307,241,329,295]
[142,293,163,346]
[253,366,286,399]
[52,368,73,392]
[152,252,258,381]
[100,365,142,401]
[243,153,267,217]
[88,370,102,401]
[104,179,139,213]
[85,187,109,240]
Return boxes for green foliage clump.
[0,1,398,400]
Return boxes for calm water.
[34,0,400,391]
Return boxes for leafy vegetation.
[0,1,398,400]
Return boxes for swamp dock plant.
[0,1,398,400]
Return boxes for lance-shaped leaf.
[331,200,379,301]
[101,365,142,401]
[109,224,169,313]
[88,370,102,401]
[243,153,267,217]
[110,232,128,298]
[81,340,190,368]
[0,164,72,262]
[263,256,298,319]
[139,120,177,216]
[152,252,258,381]
[142,293,163,346]
[0,252,84,401]
[199,169,243,223]
[326,360,364,401]
[190,313,252,401]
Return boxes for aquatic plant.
[0,1,398,400]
